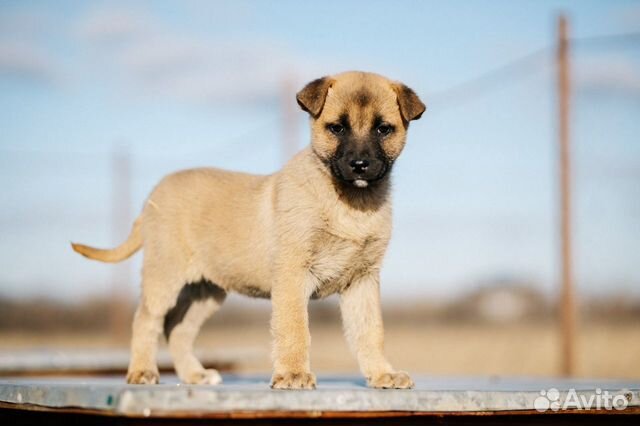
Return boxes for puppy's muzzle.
[332,152,388,188]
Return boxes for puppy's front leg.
[270,268,316,389]
[340,272,414,389]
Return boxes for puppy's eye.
[376,124,393,135]
[328,123,345,135]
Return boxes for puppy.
[72,71,425,389]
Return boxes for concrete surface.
[0,375,638,415]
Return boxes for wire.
[573,32,640,48]
[428,48,548,110]
[427,32,640,111]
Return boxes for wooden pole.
[557,15,575,376]
[110,144,133,342]
[281,75,299,166]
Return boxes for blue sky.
[0,0,639,301]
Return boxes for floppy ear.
[296,77,333,118]
[393,83,426,122]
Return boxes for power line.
[428,32,640,110]
[428,48,548,110]
[573,32,640,48]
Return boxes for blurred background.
[0,1,638,379]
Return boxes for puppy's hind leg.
[127,264,184,385]
[166,281,227,385]
[126,301,165,384]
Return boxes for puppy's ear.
[297,77,333,118]
[393,83,426,122]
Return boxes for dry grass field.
[1,291,638,379]
[1,320,638,379]
[204,321,640,379]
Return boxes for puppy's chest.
[308,217,383,299]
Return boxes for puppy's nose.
[349,159,370,174]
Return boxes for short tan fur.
[72,71,425,389]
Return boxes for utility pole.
[281,75,299,166]
[557,15,576,376]
[110,144,133,343]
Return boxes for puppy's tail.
[71,216,143,263]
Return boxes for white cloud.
[77,7,153,44]
[0,10,54,40]
[613,3,640,30]
[575,54,640,96]
[0,4,362,103]
[0,40,58,84]
[0,10,61,84]
[75,6,323,105]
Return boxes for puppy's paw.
[270,371,316,390]
[126,369,160,385]
[184,369,223,385]
[368,371,414,389]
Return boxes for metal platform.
[0,348,261,375]
[0,374,638,418]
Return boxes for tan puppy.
[72,71,425,389]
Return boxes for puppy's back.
[142,167,276,289]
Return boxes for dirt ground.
[1,321,638,379]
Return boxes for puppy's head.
[297,71,425,189]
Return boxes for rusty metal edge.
[1,401,639,419]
